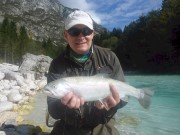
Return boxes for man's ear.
[64,31,68,41]
[92,31,95,37]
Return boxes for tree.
[9,21,18,63]
[16,26,29,62]
[111,28,122,38]
[0,17,9,62]
[102,36,118,50]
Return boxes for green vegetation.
[94,0,180,73]
[0,0,179,73]
[0,18,65,65]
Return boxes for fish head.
[44,79,71,98]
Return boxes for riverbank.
[0,53,53,135]
[21,92,52,131]
[0,92,52,135]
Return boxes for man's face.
[64,24,94,54]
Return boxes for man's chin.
[76,48,88,54]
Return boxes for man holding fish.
[47,10,127,135]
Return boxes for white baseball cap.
[65,10,93,30]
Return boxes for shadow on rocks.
[0,123,50,135]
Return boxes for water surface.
[116,75,180,135]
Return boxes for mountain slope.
[0,0,103,45]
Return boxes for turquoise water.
[116,75,180,135]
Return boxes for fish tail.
[138,89,154,109]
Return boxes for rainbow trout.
[44,76,153,109]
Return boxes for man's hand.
[60,84,120,110]
[60,92,85,109]
[96,84,120,110]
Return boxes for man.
[47,10,127,135]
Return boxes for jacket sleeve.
[111,51,128,107]
[47,59,68,119]
[101,51,127,122]
[110,51,125,82]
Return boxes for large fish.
[44,76,153,109]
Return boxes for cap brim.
[65,20,93,30]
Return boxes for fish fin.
[121,95,129,102]
[138,89,154,109]
[98,99,109,111]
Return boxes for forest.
[0,19,65,64]
[0,0,179,73]
[94,0,180,73]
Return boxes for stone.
[0,94,7,102]
[0,131,6,135]
[0,111,17,126]
[7,90,22,103]
[0,101,14,113]
[0,72,5,80]
[19,53,52,79]
[0,63,19,72]
[36,79,47,90]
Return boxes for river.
[116,74,180,135]
[22,74,180,135]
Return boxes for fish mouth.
[44,87,59,97]
[44,88,53,96]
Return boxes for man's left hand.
[95,84,120,110]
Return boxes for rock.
[2,118,17,127]
[1,124,43,135]
[23,73,35,81]
[24,79,38,90]
[11,86,20,90]
[19,86,32,95]
[18,96,30,105]
[0,101,14,113]
[0,94,7,102]
[5,71,22,80]
[7,90,23,103]
[9,80,18,87]
[19,53,38,72]
[16,124,42,135]
[36,79,47,90]
[0,85,4,91]
[0,53,51,131]
[19,53,52,79]
[0,63,19,72]
[0,89,11,96]
[0,72,5,80]
[4,71,26,87]
[0,79,11,90]
[0,131,6,135]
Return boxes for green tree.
[0,17,9,62]
[16,26,29,62]
[111,28,122,38]
[102,36,118,50]
[9,21,18,63]
[115,0,180,72]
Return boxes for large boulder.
[19,53,52,79]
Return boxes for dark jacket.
[47,45,127,135]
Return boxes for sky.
[59,0,162,31]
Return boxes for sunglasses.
[67,27,93,37]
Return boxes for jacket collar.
[64,43,94,59]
